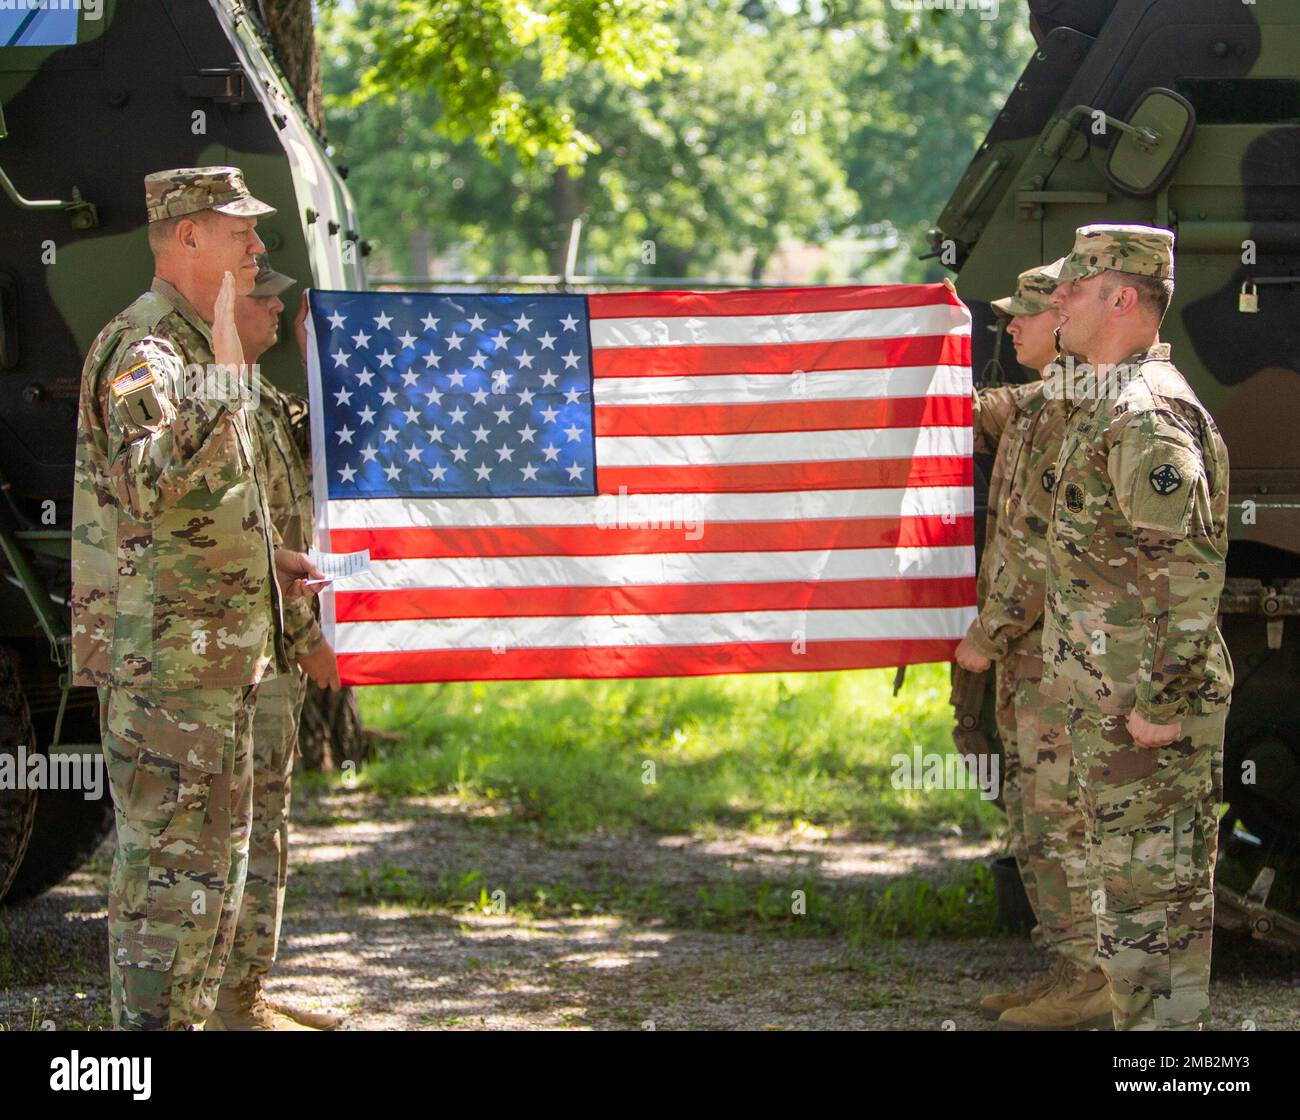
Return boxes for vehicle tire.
[0,646,38,902]
[2,786,114,904]
[297,682,369,772]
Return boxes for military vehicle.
[0,0,366,903]
[936,0,1300,944]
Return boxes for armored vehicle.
[936,0,1300,942]
[0,0,365,902]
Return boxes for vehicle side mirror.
[1105,87,1196,198]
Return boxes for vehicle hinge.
[183,67,257,105]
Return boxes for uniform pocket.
[114,929,178,973]
[1099,803,1200,914]
[103,691,228,843]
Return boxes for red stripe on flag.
[597,455,972,494]
[594,395,971,437]
[329,514,973,560]
[335,576,976,622]
[587,283,961,319]
[338,638,961,685]
[592,334,970,379]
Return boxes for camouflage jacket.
[70,278,285,690]
[251,381,322,660]
[967,380,1067,662]
[1042,343,1233,721]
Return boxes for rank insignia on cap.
[111,362,155,398]
[1150,463,1183,495]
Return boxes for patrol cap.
[250,255,295,297]
[991,257,1065,318]
[145,166,276,224]
[1057,224,1175,283]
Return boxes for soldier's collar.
[1120,341,1172,365]
[149,277,216,351]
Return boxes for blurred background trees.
[280,1,1032,285]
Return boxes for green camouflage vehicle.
[0,0,366,902]
[938,0,1300,944]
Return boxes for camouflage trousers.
[1067,697,1226,1031]
[220,665,306,993]
[99,684,256,1030]
[996,632,1096,971]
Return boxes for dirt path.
[3,786,1299,1031]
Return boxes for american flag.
[304,285,976,685]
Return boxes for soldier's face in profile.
[234,294,285,364]
[192,213,266,297]
[1007,307,1061,373]
[1050,275,1106,357]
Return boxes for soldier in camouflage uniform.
[1045,225,1232,1031]
[955,263,1108,1029]
[71,167,322,1030]
[207,257,343,1031]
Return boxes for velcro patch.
[111,361,155,398]
[1149,463,1182,495]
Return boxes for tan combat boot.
[996,963,1113,1031]
[206,984,320,1031]
[266,999,343,1030]
[978,956,1069,1020]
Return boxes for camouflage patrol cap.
[991,257,1066,318]
[250,255,295,297]
[1057,224,1174,283]
[144,166,276,223]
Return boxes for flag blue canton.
[309,291,597,499]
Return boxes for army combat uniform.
[967,266,1101,1029]
[70,168,283,1030]
[220,278,322,1003]
[1043,226,1233,1031]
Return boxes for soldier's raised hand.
[213,270,245,374]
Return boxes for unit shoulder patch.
[111,361,155,398]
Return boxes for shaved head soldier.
[1046,224,1232,1030]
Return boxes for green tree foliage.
[320,0,1032,281]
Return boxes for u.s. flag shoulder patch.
[111,361,155,398]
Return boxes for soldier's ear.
[176,216,203,254]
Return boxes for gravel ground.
[3,786,1299,1031]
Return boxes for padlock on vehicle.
[1239,281,1259,313]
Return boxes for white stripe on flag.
[341,545,974,591]
[335,606,975,653]
[594,425,971,467]
[593,365,969,404]
[590,304,971,349]
[325,485,974,530]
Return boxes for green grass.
[353,663,1001,841]
[337,857,1000,944]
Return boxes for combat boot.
[267,999,344,1030]
[978,955,1069,1020]
[996,963,1112,1031]
[206,984,320,1031]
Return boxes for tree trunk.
[259,0,324,133]
[547,167,583,276]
